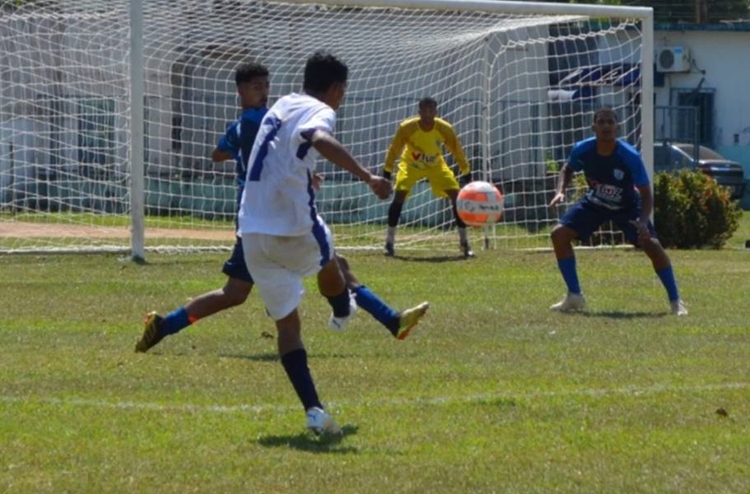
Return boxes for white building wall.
[653,29,750,204]
[654,31,750,153]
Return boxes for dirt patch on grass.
[0,222,234,241]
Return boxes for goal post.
[0,0,653,256]
[129,0,146,261]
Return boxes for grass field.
[1,221,749,492]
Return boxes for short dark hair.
[593,106,618,122]
[419,96,438,109]
[235,62,269,87]
[303,51,348,93]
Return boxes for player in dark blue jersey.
[136,63,428,353]
[548,107,687,316]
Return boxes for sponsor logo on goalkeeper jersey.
[409,152,438,168]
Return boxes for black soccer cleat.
[384,241,395,257]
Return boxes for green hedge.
[569,171,742,249]
[653,170,742,249]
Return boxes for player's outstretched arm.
[441,123,471,178]
[629,184,655,242]
[310,129,392,199]
[382,125,407,179]
[212,120,240,162]
[549,164,574,208]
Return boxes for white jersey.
[238,93,336,236]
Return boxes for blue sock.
[656,265,680,301]
[281,349,322,411]
[326,288,351,317]
[557,257,582,294]
[160,307,191,335]
[353,285,400,335]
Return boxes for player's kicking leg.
[336,253,430,339]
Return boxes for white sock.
[386,226,396,244]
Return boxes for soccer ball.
[456,181,504,227]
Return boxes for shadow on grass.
[581,311,668,319]
[219,352,278,362]
[391,254,470,263]
[257,424,359,454]
[219,352,360,361]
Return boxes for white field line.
[0,382,747,415]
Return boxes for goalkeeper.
[382,97,474,258]
[135,62,429,353]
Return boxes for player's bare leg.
[447,188,473,258]
[136,277,253,353]
[336,253,429,339]
[385,190,408,256]
[185,277,252,319]
[549,224,585,312]
[639,236,687,316]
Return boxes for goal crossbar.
[0,0,654,257]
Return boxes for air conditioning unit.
[656,46,691,73]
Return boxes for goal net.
[0,0,653,255]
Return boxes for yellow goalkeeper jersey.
[383,117,470,175]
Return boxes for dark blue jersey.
[216,106,268,200]
[568,137,650,211]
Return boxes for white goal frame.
[0,0,654,258]
[126,0,653,260]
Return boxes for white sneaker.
[328,291,358,331]
[670,299,688,316]
[549,292,586,312]
[306,407,342,436]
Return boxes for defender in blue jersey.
[548,107,687,316]
[136,63,429,353]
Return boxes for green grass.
[1,239,749,492]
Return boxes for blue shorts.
[222,236,254,283]
[559,201,656,246]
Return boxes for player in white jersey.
[238,51,391,436]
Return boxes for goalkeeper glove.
[459,172,472,187]
[383,170,392,181]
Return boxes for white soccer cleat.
[306,407,342,436]
[670,299,688,316]
[328,291,358,331]
[549,292,586,312]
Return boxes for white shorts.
[241,218,334,321]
